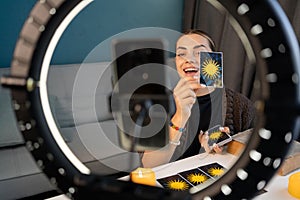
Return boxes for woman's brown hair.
[182,29,216,51]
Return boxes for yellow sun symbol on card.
[208,167,225,176]
[167,180,189,191]
[202,58,220,80]
[209,131,222,140]
[187,173,208,184]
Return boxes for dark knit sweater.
[224,88,255,135]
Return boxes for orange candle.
[130,167,156,186]
[288,172,300,198]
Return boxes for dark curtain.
[182,0,300,99]
[278,0,300,41]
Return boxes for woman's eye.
[176,53,186,57]
[195,52,201,56]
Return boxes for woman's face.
[175,33,212,81]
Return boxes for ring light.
[1,0,299,199]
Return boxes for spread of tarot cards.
[200,51,223,88]
[157,162,227,191]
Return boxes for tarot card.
[198,162,227,178]
[200,51,223,88]
[205,125,232,149]
[157,174,193,191]
[178,168,212,186]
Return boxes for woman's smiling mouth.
[183,67,199,76]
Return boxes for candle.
[288,171,300,198]
[130,167,156,186]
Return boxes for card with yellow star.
[200,51,223,88]
[178,168,212,186]
[198,162,227,178]
[157,174,193,191]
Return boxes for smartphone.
[111,38,173,151]
[205,125,232,149]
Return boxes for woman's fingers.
[174,86,196,100]
[199,131,224,154]
[219,126,230,133]
[213,144,223,154]
[223,127,230,133]
[199,132,211,153]
[174,78,200,104]
[173,77,200,116]
[172,77,210,129]
[175,77,201,92]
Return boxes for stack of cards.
[200,52,223,88]
[157,162,226,191]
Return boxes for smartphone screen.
[111,38,173,151]
[205,125,232,149]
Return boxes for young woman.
[141,29,255,168]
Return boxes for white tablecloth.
[48,153,299,200]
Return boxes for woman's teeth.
[184,68,199,73]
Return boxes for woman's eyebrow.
[193,44,207,49]
[176,44,207,51]
[176,46,187,50]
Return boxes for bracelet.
[169,121,185,133]
[169,140,180,146]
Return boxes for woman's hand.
[199,131,211,153]
[172,77,203,125]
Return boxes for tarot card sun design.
[157,162,226,191]
[200,52,223,88]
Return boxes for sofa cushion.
[60,120,137,158]
[0,68,24,147]
[48,62,114,128]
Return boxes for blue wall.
[0,0,36,67]
[0,0,184,67]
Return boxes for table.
[149,153,299,199]
[150,152,237,182]
[253,169,300,200]
[119,152,237,188]
[48,152,298,199]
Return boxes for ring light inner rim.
[39,0,93,175]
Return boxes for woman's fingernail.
[200,84,206,87]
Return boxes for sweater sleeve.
[224,88,255,135]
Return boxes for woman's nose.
[185,53,197,63]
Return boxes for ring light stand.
[1,0,300,199]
